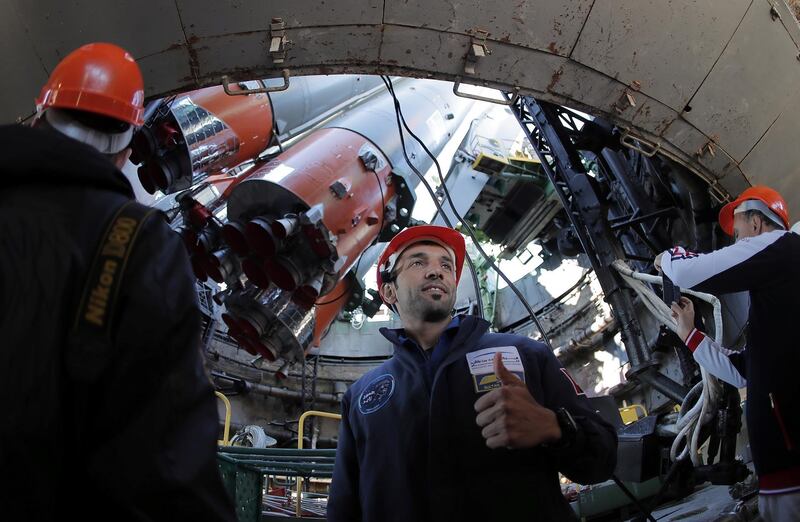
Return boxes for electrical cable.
[611,474,658,522]
[612,260,723,466]
[379,76,484,319]
[382,75,553,348]
[16,110,36,124]
[497,269,594,333]
[314,284,351,306]
[370,167,386,248]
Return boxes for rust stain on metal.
[185,36,201,84]
[547,41,558,54]
[547,67,564,91]
[695,134,721,158]
[657,118,675,136]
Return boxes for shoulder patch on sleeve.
[560,368,585,396]
[670,246,699,261]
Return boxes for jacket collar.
[0,123,134,198]
[380,314,491,360]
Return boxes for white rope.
[612,260,723,465]
[230,424,277,448]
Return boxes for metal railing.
[216,391,232,446]
[296,410,341,517]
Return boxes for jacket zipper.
[769,392,795,452]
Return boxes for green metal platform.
[217,446,336,522]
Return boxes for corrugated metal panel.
[137,46,197,96]
[177,0,383,38]
[4,0,800,208]
[10,0,184,66]
[571,0,752,112]
[0,0,48,121]
[660,116,740,184]
[737,99,800,220]
[684,0,800,162]
[379,25,470,77]
[384,0,594,56]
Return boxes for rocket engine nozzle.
[241,257,271,290]
[246,217,281,258]
[222,221,250,256]
[206,248,239,284]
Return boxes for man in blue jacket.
[328,225,617,521]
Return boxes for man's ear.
[112,147,132,170]
[379,282,397,306]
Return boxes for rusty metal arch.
[3,0,799,217]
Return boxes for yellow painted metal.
[215,391,232,446]
[471,152,508,175]
[619,403,648,425]
[296,410,342,517]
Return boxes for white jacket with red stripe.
[661,230,800,495]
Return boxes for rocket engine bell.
[133,83,274,195]
[152,77,475,367]
[131,75,386,195]
[224,127,399,298]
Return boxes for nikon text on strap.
[67,200,159,382]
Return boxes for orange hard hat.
[36,43,145,126]
[376,225,466,287]
[719,185,790,236]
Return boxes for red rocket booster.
[143,78,473,368]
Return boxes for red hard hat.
[36,43,145,126]
[376,225,466,287]
[719,185,790,236]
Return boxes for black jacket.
[328,315,617,522]
[0,124,235,520]
[662,232,800,492]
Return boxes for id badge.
[465,346,526,393]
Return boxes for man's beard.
[422,306,451,323]
[409,289,454,323]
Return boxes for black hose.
[611,474,658,522]
[497,270,593,333]
[381,77,553,347]
[379,76,484,319]
[635,457,692,522]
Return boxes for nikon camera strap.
[66,200,159,383]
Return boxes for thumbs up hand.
[493,350,526,388]
[474,352,562,449]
